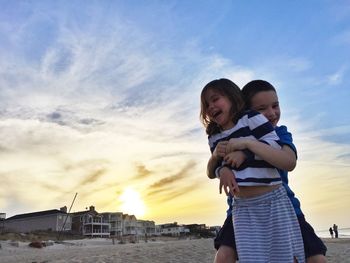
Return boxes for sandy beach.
[0,237,348,263]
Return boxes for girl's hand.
[213,141,229,158]
[223,151,246,168]
[219,167,240,196]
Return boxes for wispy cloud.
[332,30,350,45]
[326,67,346,85]
[147,160,197,197]
[286,57,312,72]
[78,168,106,186]
[133,163,152,180]
[148,160,196,189]
[156,184,199,203]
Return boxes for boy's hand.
[219,167,240,196]
[227,138,251,152]
[223,151,246,168]
[213,141,229,158]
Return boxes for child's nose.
[266,108,275,117]
[208,103,215,110]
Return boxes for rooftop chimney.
[60,206,67,213]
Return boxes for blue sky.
[0,0,349,231]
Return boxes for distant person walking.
[333,224,338,238]
[329,227,334,238]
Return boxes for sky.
[0,0,349,232]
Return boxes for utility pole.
[57,193,78,241]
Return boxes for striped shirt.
[208,110,282,186]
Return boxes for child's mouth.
[213,111,222,118]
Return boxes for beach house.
[122,214,137,235]
[100,212,123,237]
[1,205,166,239]
[0,213,5,233]
[137,219,156,236]
[99,212,157,237]
[70,206,110,238]
[2,207,71,233]
[157,222,190,236]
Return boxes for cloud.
[0,144,12,153]
[76,182,120,200]
[146,160,199,200]
[78,168,106,186]
[43,109,105,131]
[336,153,350,162]
[326,67,346,85]
[148,160,196,190]
[286,58,312,72]
[40,182,66,193]
[133,163,152,180]
[0,6,164,112]
[156,184,199,203]
[332,30,350,45]
[148,175,183,191]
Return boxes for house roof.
[70,210,99,216]
[122,214,136,220]
[6,209,67,220]
[70,205,99,216]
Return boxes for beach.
[0,237,348,262]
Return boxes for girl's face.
[204,89,234,130]
[250,90,280,127]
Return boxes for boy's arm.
[227,138,296,171]
[228,112,295,171]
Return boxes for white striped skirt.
[232,185,305,263]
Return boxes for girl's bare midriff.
[234,184,280,198]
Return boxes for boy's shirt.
[275,125,303,217]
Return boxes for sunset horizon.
[1,0,349,234]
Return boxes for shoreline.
[0,237,349,262]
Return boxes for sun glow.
[119,188,146,217]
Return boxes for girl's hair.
[200,78,245,136]
[242,80,276,109]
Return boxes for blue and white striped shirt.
[208,110,282,186]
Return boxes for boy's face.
[250,90,280,127]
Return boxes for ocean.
[316,227,350,239]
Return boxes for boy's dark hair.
[200,78,245,136]
[242,80,276,109]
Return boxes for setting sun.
[119,188,146,217]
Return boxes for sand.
[323,238,350,263]
[0,237,348,262]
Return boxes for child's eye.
[272,103,279,109]
[212,97,219,102]
[256,107,266,111]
